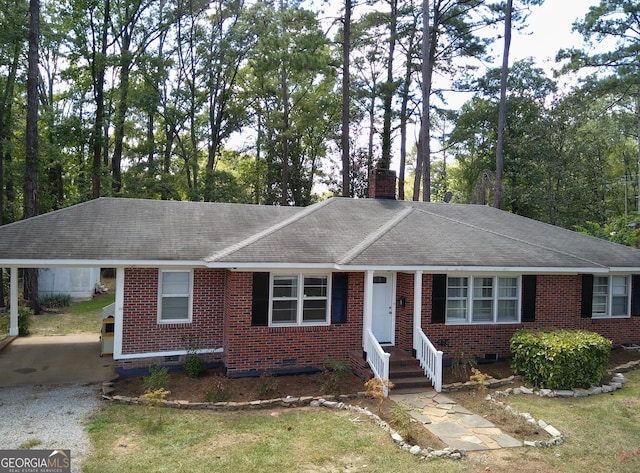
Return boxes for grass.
[502,369,640,473]
[83,405,466,473]
[29,293,115,335]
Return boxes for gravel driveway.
[0,383,103,473]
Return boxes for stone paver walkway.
[390,391,522,451]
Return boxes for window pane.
[612,297,627,316]
[304,276,327,297]
[497,300,518,321]
[162,297,189,320]
[273,276,297,298]
[446,300,467,321]
[472,300,493,321]
[272,300,297,323]
[303,300,327,322]
[593,277,608,295]
[162,272,189,295]
[612,276,628,296]
[473,278,493,298]
[592,295,607,315]
[498,278,517,298]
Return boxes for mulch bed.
[113,348,640,403]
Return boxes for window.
[446,276,520,324]
[158,270,193,323]
[592,275,630,318]
[270,274,329,326]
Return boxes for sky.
[508,0,599,71]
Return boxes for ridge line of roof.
[414,205,608,268]
[206,198,335,262]
[337,205,415,265]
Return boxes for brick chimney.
[369,169,397,200]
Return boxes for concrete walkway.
[0,334,115,387]
[390,391,522,451]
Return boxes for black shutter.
[580,274,594,318]
[251,272,270,326]
[521,275,537,322]
[631,275,640,316]
[431,274,447,324]
[331,273,349,324]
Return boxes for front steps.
[385,347,434,392]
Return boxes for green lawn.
[84,405,465,473]
[83,370,640,473]
[30,293,115,335]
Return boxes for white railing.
[364,329,391,395]
[416,329,443,392]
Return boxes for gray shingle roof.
[1,196,639,272]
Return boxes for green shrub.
[0,308,34,336]
[205,377,230,403]
[317,358,351,395]
[257,371,278,398]
[37,294,72,309]
[183,353,205,378]
[510,329,612,389]
[18,307,33,336]
[143,366,170,392]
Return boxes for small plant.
[140,388,170,434]
[143,365,170,392]
[364,377,395,411]
[205,376,230,403]
[37,294,72,309]
[18,438,42,449]
[18,307,33,336]
[450,352,477,382]
[183,353,205,378]
[469,367,492,395]
[318,358,351,395]
[389,404,421,445]
[257,371,278,398]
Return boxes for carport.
[0,334,115,387]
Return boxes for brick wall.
[118,267,225,359]
[395,272,414,352]
[421,273,640,361]
[223,272,364,376]
[369,169,397,199]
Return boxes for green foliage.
[257,371,278,399]
[510,330,612,389]
[142,366,170,392]
[37,294,72,309]
[574,218,638,247]
[183,353,205,378]
[18,307,33,336]
[449,352,477,382]
[205,377,230,403]
[317,358,351,395]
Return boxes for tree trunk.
[91,0,110,199]
[494,0,512,209]
[281,64,290,206]
[341,0,351,197]
[636,86,640,214]
[24,0,40,308]
[111,25,133,194]
[380,0,398,170]
[417,0,432,202]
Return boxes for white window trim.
[268,273,331,327]
[446,275,522,325]
[592,275,631,319]
[157,269,194,324]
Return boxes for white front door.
[371,272,394,345]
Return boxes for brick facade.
[223,272,364,377]
[115,268,225,372]
[115,268,640,375]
